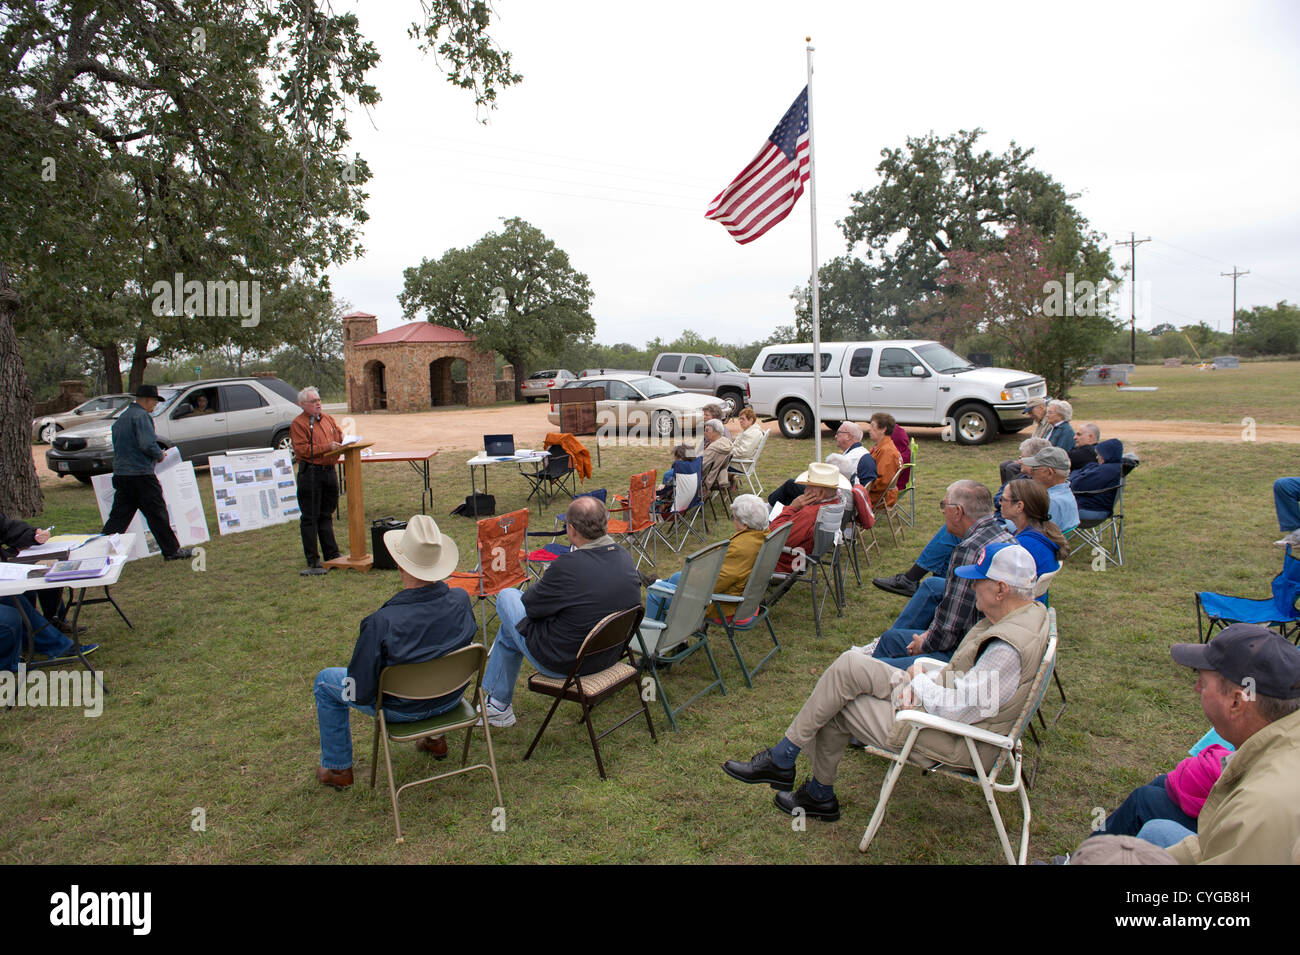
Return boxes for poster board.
[208,449,299,535]
[92,461,211,559]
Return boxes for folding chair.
[524,489,606,580]
[653,458,709,554]
[369,644,503,844]
[898,436,918,528]
[523,606,656,778]
[633,540,730,731]
[857,630,1059,864]
[842,483,880,587]
[1032,571,1066,728]
[706,522,792,688]
[767,502,846,640]
[520,443,577,515]
[1195,544,1300,644]
[729,428,769,496]
[1071,468,1131,569]
[445,509,530,639]
[608,471,657,569]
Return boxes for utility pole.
[1114,232,1150,364]
[1220,266,1249,350]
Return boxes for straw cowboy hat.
[795,461,850,491]
[384,515,459,582]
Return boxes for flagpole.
[806,39,823,460]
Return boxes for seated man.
[1271,476,1300,548]
[1068,422,1102,471]
[647,494,769,620]
[313,516,475,790]
[870,480,1014,669]
[1126,624,1300,864]
[1,510,79,634]
[1022,446,1079,533]
[1,595,97,673]
[1068,438,1124,521]
[769,463,847,574]
[768,422,875,507]
[480,495,641,727]
[722,542,1049,821]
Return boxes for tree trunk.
[0,264,44,516]
[512,358,526,401]
[99,343,123,393]
[127,336,150,392]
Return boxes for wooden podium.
[325,441,375,572]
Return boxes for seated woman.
[1000,479,1067,600]
[656,444,692,513]
[693,403,726,458]
[646,494,771,621]
[730,407,764,461]
[770,462,848,573]
[699,418,734,496]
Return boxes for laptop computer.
[483,434,515,457]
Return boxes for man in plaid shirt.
[871,480,1013,668]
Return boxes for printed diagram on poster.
[92,460,211,559]
[208,450,299,535]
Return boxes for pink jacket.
[1165,744,1231,817]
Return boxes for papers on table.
[13,540,73,559]
[0,563,43,581]
[155,445,183,473]
[341,434,362,445]
[45,557,112,582]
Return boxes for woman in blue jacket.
[1069,438,1125,521]
[1001,480,1067,602]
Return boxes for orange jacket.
[544,432,592,480]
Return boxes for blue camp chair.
[1194,545,1300,643]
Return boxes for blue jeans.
[917,526,961,576]
[1092,774,1198,838]
[645,572,683,621]
[481,588,565,706]
[314,666,462,770]
[1136,818,1195,849]
[872,626,954,670]
[1,595,75,671]
[1274,477,1300,532]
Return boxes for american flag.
[705,87,810,245]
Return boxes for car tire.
[652,410,676,438]
[39,422,59,444]
[951,403,996,445]
[73,473,94,485]
[717,389,745,418]
[272,429,294,459]
[777,401,814,440]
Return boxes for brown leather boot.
[316,766,354,789]
[416,736,449,759]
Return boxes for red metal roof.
[353,323,477,346]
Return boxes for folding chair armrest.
[911,656,948,675]
[647,581,676,596]
[893,709,1015,748]
[711,593,742,604]
[638,618,667,632]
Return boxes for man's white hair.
[1049,398,1073,421]
[838,421,863,442]
[298,386,321,404]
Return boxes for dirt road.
[31,406,1299,489]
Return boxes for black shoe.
[637,569,659,588]
[872,573,918,597]
[55,619,88,636]
[299,566,328,577]
[721,749,796,791]
[774,781,841,822]
[164,547,194,561]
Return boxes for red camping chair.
[608,470,657,569]
[446,508,530,638]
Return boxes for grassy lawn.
[1074,359,1298,424]
[2,411,1295,864]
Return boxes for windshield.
[631,376,681,398]
[707,356,739,373]
[915,343,975,374]
[149,389,182,417]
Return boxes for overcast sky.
[327,0,1300,348]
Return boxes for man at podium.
[292,387,345,576]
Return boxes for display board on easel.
[208,449,298,535]
[91,457,211,559]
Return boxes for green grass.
[2,413,1295,864]
[1073,359,1298,424]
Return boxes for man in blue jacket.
[101,385,192,560]
[1069,438,1125,521]
[313,515,476,789]
[480,495,642,727]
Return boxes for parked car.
[747,340,1046,445]
[32,393,133,444]
[650,352,750,417]
[520,368,575,402]
[546,374,716,437]
[46,376,302,483]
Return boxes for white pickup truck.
[748,340,1046,445]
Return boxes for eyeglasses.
[939,500,961,512]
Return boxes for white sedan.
[547,375,718,437]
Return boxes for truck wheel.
[39,422,59,444]
[951,403,995,445]
[717,389,744,418]
[652,410,676,438]
[777,401,814,440]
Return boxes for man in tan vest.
[722,542,1049,822]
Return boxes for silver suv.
[46,377,302,483]
[650,352,750,417]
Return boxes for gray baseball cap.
[1022,447,1070,471]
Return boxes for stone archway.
[429,356,455,407]
[363,359,387,410]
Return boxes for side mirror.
[173,402,194,419]
[911,366,928,378]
